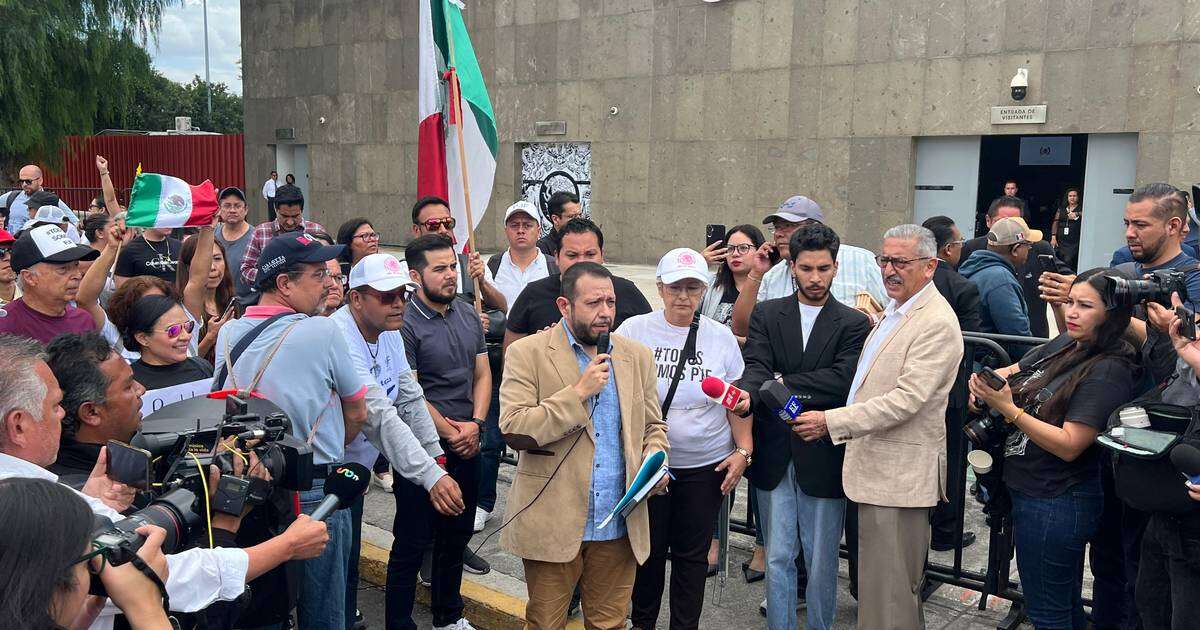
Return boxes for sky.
[150,0,242,94]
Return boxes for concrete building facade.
[241,0,1200,265]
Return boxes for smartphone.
[979,367,1007,391]
[223,296,239,318]
[1177,305,1197,341]
[1037,254,1057,274]
[106,439,151,490]
[705,224,726,248]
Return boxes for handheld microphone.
[701,376,745,411]
[595,332,610,356]
[758,380,802,423]
[1169,443,1200,484]
[308,462,370,522]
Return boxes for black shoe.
[740,561,765,583]
[463,548,491,575]
[931,531,977,552]
[419,549,433,587]
[354,609,368,630]
[568,589,582,616]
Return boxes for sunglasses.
[159,320,196,338]
[362,286,414,305]
[18,178,37,185]
[419,217,456,231]
[0,248,10,258]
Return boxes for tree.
[0,1,177,164]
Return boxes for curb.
[358,540,586,630]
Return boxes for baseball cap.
[504,200,539,223]
[29,205,70,227]
[25,190,60,209]
[254,233,344,288]
[10,225,99,272]
[218,186,246,202]
[656,247,710,286]
[763,195,824,225]
[0,229,15,246]
[349,253,418,292]
[987,217,1043,247]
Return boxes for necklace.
[366,340,380,374]
[143,235,166,257]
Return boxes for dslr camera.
[1107,269,1189,308]
[964,409,1013,448]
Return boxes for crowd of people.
[0,154,1196,630]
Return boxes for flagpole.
[443,6,483,314]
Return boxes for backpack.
[486,250,559,278]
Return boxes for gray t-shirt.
[212,306,369,464]
[217,226,254,297]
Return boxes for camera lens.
[119,488,201,554]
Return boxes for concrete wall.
[242,0,1200,263]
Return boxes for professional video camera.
[1108,269,1189,308]
[132,394,314,519]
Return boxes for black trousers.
[1136,511,1200,630]
[631,464,725,630]
[384,446,479,630]
[1089,458,1149,630]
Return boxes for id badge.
[1063,227,1069,236]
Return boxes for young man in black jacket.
[740,224,870,630]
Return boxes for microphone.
[595,332,610,356]
[308,462,370,522]
[1170,444,1200,484]
[701,376,745,411]
[758,380,802,423]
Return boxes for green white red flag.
[126,173,218,228]
[418,0,498,250]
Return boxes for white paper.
[140,379,211,417]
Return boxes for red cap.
[0,229,13,245]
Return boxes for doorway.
[973,134,1088,237]
[273,144,311,219]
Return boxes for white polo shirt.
[490,249,551,308]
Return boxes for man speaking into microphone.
[739,224,870,630]
[499,262,668,630]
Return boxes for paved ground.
[359,254,1068,629]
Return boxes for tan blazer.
[825,284,963,508]
[498,324,668,564]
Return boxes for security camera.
[1010,68,1029,101]
[608,106,619,116]
[318,116,327,125]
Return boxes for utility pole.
[203,0,212,127]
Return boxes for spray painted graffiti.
[520,143,592,237]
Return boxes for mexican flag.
[126,173,218,228]
[418,0,497,250]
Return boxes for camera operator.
[0,477,171,630]
[968,268,1137,630]
[212,233,370,628]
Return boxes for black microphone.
[758,381,803,423]
[595,332,610,356]
[1170,444,1200,484]
[308,462,370,522]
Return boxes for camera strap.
[212,313,291,392]
[660,311,701,418]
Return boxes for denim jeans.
[759,462,845,630]
[477,386,503,513]
[297,480,354,630]
[1010,476,1103,630]
[1135,511,1200,630]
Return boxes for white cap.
[349,253,418,292]
[504,200,539,222]
[31,205,69,226]
[656,247,710,285]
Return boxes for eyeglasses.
[767,222,802,234]
[660,283,706,297]
[0,248,10,259]
[948,238,966,247]
[220,202,246,210]
[329,273,346,284]
[352,231,381,242]
[159,320,196,338]
[419,217,456,231]
[362,286,414,305]
[74,544,108,571]
[726,244,755,255]
[875,255,931,270]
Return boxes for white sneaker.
[433,619,476,630]
[372,471,393,492]
[473,508,492,532]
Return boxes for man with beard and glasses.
[739,224,870,630]
[499,261,669,629]
[792,224,962,630]
[212,233,370,628]
[394,234,492,630]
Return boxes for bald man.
[1,164,78,237]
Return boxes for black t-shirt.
[131,356,214,390]
[712,284,740,328]
[115,236,183,282]
[506,273,652,334]
[1002,334,1135,498]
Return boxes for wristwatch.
[734,447,753,465]
[470,417,485,428]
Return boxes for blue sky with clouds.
[150,0,242,94]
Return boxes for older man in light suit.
[500,261,669,630]
[793,224,963,630]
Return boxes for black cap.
[273,184,304,207]
[10,225,99,273]
[218,186,246,202]
[255,232,344,289]
[25,190,61,209]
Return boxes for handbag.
[1099,399,1200,514]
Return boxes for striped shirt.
[756,244,887,306]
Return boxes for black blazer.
[739,295,871,497]
[934,260,982,333]
[960,237,1066,338]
